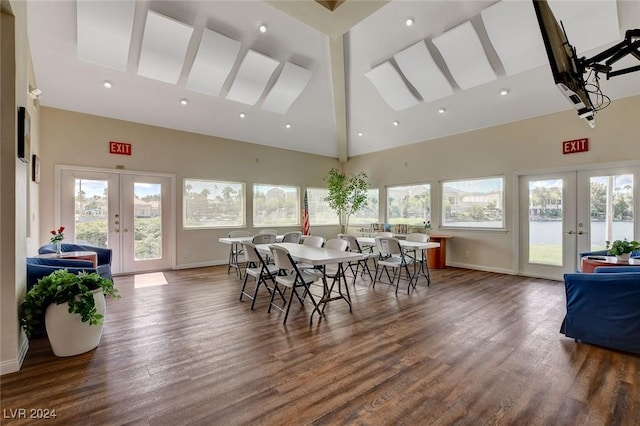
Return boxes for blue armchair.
[38,243,112,280]
[560,269,640,355]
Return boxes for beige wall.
[345,95,640,273]
[1,0,40,374]
[39,108,341,269]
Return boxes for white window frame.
[183,178,245,229]
[253,183,300,227]
[386,183,431,225]
[441,176,505,230]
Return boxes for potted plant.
[324,168,370,234]
[606,238,640,261]
[20,269,119,357]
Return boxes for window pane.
[589,174,634,251]
[74,179,109,247]
[253,184,299,226]
[442,177,504,228]
[183,179,245,228]
[307,188,339,225]
[351,189,380,224]
[134,182,162,260]
[387,184,431,225]
[528,179,563,265]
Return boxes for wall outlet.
[464,251,471,259]
[184,250,190,258]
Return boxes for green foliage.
[324,168,369,232]
[76,220,108,247]
[20,270,120,338]
[606,239,640,256]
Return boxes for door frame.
[54,164,176,274]
[513,160,640,279]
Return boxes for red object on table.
[581,257,640,273]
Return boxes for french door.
[58,167,174,274]
[518,166,638,280]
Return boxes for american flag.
[302,189,310,235]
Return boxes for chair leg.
[240,273,250,301]
[283,288,296,324]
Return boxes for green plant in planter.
[324,168,369,233]
[20,269,120,338]
[605,239,640,256]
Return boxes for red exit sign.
[109,141,132,156]
[562,138,589,154]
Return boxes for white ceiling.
[26,0,640,160]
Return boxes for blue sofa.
[38,243,112,280]
[560,267,640,354]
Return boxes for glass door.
[519,166,638,280]
[518,172,577,280]
[59,167,174,274]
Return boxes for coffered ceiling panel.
[432,21,497,90]
[394,40,454,103]
[186,29,241,97]
[76,0,135,71]
[364,61,420,111]
[481,0,548,76]
[226,50,280,106]
[137,11,193,84]
[261,62,312,114]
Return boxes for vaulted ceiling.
[26,0,640,160]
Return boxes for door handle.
[577,230,588,235]
[566,230,575,235]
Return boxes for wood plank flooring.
[2,266,639,425]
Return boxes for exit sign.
[562,138,589,154]
[109,141,132,156]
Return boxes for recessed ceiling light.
[438,108,446,114]
[392,120,400,127]
[239,112,246,118]
[259,24,267,33]
[499,88,510,96]
[102,80,112,89]
[180,98,188,106]
[285,123,291,129]
[358,132,364,137]
[405,18,414,27]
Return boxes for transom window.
[183,179,245,228]
[387,184,431,225]
[253,184,300,226]
[441,176,505,229]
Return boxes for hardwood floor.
[2,266,639,425]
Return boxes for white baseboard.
[445,261,515,275]
[173,259,228,270]
[0,336,29,376]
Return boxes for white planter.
[45,289,106,357]
[616,252,631,262]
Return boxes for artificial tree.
[324,168,369,233]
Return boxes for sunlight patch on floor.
[134,272,168,288]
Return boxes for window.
[351,188,380,224]
[442,176,504,229]
[306,188,339,225]
[183,179,245,228]
[253,184,299,226]
[387,184,431,225]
